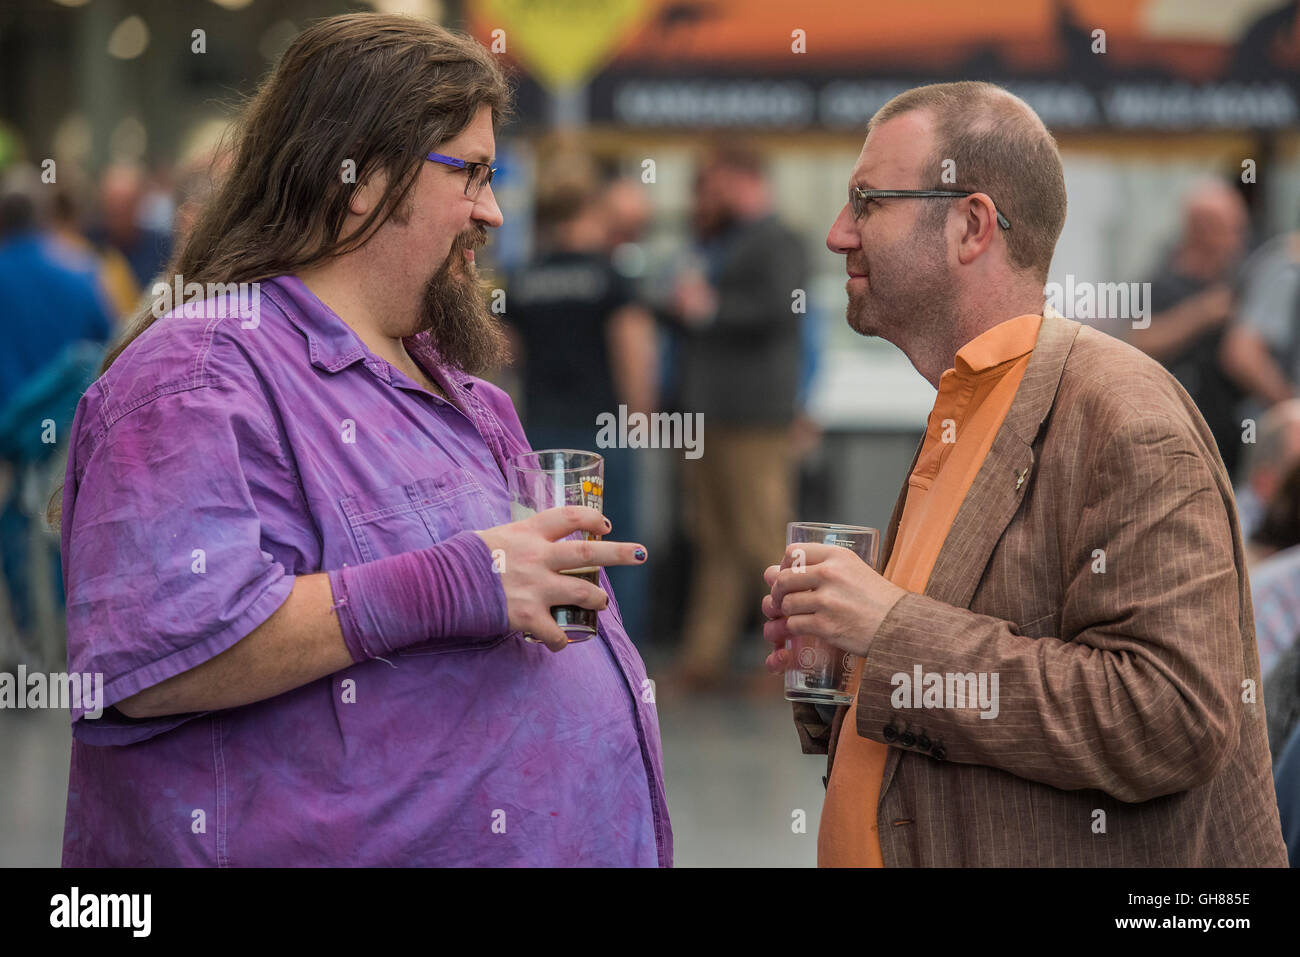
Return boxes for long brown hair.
[48,14,511,530]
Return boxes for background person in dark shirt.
[669,145,808,687]
[1130,178,1249,477]
[505,172,658,642]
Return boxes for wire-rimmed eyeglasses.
[851,187,1011,230]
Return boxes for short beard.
[415,226,509,377]
[846,211,955,347]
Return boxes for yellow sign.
[478,0,652,90]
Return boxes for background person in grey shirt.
[1222,226,1300,428]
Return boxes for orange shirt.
[817,313,1043,867]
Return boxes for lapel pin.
[1015,467,1029,491]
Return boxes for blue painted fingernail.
[634,547,647,561]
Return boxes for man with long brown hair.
[55,14,670,867]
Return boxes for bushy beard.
[415,225,509,377]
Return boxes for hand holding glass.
[781,522,881,705]
[507,450,606,642]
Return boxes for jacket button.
[882,724,899,742]
[932,745,947,760]
[900,730,917,748]
[917,733,932,751]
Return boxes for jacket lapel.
[874,312,1082,797]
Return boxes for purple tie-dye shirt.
[59,274,671,866]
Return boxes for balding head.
[1180,178,1247,278]
[601,177,651,247]
[99,163,145,242]
[867,81,1067,283]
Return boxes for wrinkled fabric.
[60,274,671,866]
[328,529,510,662]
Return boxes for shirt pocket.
[339,468,502,563]
[339,469,512,657]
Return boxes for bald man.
[765,81,1287,866]
[1130,179,1250,476]
[92,164,171,289]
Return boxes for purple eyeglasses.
[426,151,496,198]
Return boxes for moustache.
[453,226,488,253]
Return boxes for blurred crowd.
[6,139,1300,862]
[504,143,813,692]
[0,158,172,674]
[1123,176,1300,862]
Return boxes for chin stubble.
[848,222,953,343]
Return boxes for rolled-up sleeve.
[62,380,297,744]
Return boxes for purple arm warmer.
[327,530,508,663]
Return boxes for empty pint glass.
[783,522,880,705]
[507,450,605,642]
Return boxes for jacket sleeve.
[791,701,835,754]
[852,414,1244,803]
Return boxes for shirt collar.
[266,274,370,373]
[952,313,1043,377]
[405,331,476,393]
[265,274,473,392]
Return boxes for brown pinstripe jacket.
[794,311,1289,866]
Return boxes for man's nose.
[827,203,860,255]
[473,184,503,228]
